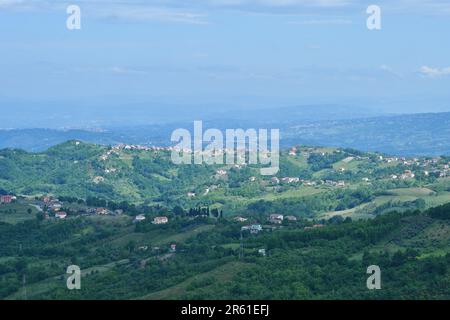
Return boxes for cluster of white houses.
[234,213,301,236]
[391,170,415,180]
[236,214,323,236]
[111,144,257,156]
[268,214,298,224]
[35,196,179,225]
[37,196,124,220]
[134,215,169,224]
[102,143,450,184]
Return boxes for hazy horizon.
[1,0,450,128]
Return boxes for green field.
[0,203,38,224]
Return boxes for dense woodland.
[0,202,448,300]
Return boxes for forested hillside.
[0,203,448,300]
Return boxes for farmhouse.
[0,195,13,204]
[134,214,146,222]
[55,212,67,219]
[51,203,62,211]
[401,170,415,179]
[216,169,227,176]
[281,177,300,184]
[271,177,280,184]
[96,208,109,215]
[234,216,248,222]
[269,214,284,224]
[152,216,169,224]
[250,224,263,234]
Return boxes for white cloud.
[419,66,450,78]
[0,0,26,9]
[287,18,352,25]
[385,0,450,15]
[380,65,403,79]
[205,0,351,7]
[3,0,450,18]
[96,6,208,24]
[0,1,208,24]
[0,0,22,6]
[0,0,356,13]
[110,66,148,75]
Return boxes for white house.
[234,216,248,222]
[152,216,169,224]
[134,214,146,222]
[216,169,227,176]
[55,212,67,219]
[269,214,284,224]
[250,224,263,234]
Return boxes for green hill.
[1,141,450,218]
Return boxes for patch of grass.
[153,225,215,246]
[140,261,251,300]
[0,203,37,224]
[389,188,435,197]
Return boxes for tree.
[126,240,136,253]
[173,205,185,217]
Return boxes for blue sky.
[1,0,450,114]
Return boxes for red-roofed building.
[55,212,67,219]
[96,208,109,215]
[0,195,13,204]
[152,216,169,225]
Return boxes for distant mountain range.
[0,103,383,129]
[1,111,449,156]
[283,112,450,156]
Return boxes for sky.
[0,0,450,117]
